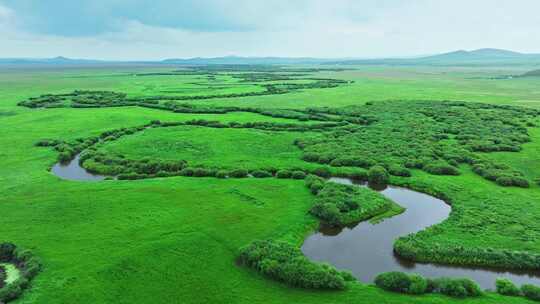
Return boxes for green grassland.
[97,126,312,170]
[1,65,540,303]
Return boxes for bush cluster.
[472,158,529,188]
[494,278,540,302]
[367,165,390,185]
[298,100,538,186]
[521,284,540,301]
[375,272,482,298]
[495,278,520,296]
[18,72,350,113]
[0,243,41,303]
[308,178,392,226]
[394,236,540,270]
[238,240,354,289]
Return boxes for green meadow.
[1,65,540,303]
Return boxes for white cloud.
[0,0,540,59]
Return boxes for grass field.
[1,65,540,303]
[97,125,312,170]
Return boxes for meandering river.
[51,157,540,289]
[301,177,540,289]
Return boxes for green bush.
[374,272,481,298]
[312,167,331,178]
[388,165,411,177]
[522,284,540,301]
[291,171,307,179]
[0,243,15,261]
[309,181,391,226]
[305,174,325,194]
[229,169,248,178]
[193,168,212,177]
[432,278,482,298]
[495,278,520,296]
[496,176,514,187]
[238,240,351,289]
[251,170,272,178]
[276,170,292,179]
[368,165,389,185]
[216,170,228,178]
[57,151,74,163]
[374,272,427,295]
[424,161,460,176]
[179,167,195,177]
[408,274,429,295]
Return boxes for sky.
[0,0,539,60]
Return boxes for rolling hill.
[331,48,540,66]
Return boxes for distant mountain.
[520,69,540,77]
[161,56,335,65]
[331,48,540,66]
[2,49,540,67]
[0,55,338,67]
[0,56,106,66]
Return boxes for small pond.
[301,177,540,289]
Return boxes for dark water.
[51,154,106,181]
[301,177,540,289]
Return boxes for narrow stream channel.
[51,153,106,181]
[301,177,540,289]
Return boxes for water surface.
[51,154,105,181]
[301,177,540,289]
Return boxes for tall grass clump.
[238,240,354,289]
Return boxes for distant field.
[1,64,540,303]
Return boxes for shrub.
[292,171,307,179]
[238,240,350,289]
[495,278,520,296]
[216,170,228,178]
[375,272,415,293]
[388,165,411,177]
[309,181,391,226]
[511,177,530,188]
[312,167,331,178]
[276,170,292,179]
[305,174,325,194]
[302,153,320,162]
[432,278,482,298]
[0,243,15,261]
[251,170,272,178]
[522,284,540,301]
[368,165,389,185]
[408,274,429,295]
[496,176,514,187]
[57,151,73,163]
[179,167,195,176]
[374,272,427,295]
[229,169,248,178]
[424,161,460,176]
[193,168,213,177]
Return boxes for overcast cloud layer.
[0,0,539,60]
